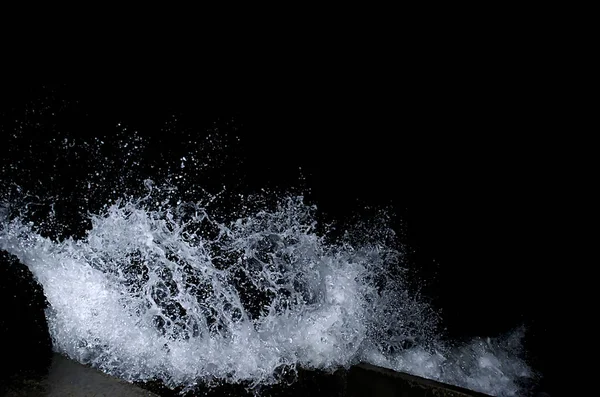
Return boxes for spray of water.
[0,185,533,396]
[0,106,535,395]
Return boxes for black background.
[1,81,560,394]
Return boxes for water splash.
[0,99,535,395]
[0,187,533,396]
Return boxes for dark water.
[0,84,555,396]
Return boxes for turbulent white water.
[0,101,535,395]
[0,188,533,396]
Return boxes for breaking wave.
[0,186,532,396]
[0,106,534,396]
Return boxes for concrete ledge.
[0,353,158,397]
[1,355,493,397]
[348,363,491,397]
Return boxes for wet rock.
[0,250,52,381]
